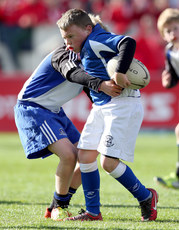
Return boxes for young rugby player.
[14,43,122,220]
[154,8,179,189]
[57,8,158,222]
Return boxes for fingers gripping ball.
[107,57,150,89]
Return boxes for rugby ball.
[107,57,150,89]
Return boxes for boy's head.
[157,8,179,43]
[57,9,94,31]
[57,9,94,53]
[57,9,108,53]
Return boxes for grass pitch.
[0,131,179,230]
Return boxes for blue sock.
[53,192,70,208]
[113,164,150,202]
[68,187,76,201]
[81,168,100,215]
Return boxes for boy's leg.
[101,156,158,221]
[50,138,78,195]
[64,150,103,221]
[46,163,81,218]
[45,138,79,220]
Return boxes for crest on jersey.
[104,135,114,147]
[59,128,66,136]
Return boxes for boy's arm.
[164,58,179,88]
[52,44,122,96]
[112,37,136,87]
[52,44,102,92]
[116,37,136,74]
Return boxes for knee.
[55,146,77,164]
[100,155,119,173]
[100,156,107,171]
[78,149,98,163]
[100,159,110,172]
[64,149,77,163]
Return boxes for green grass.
[0,132,179,230]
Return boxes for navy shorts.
[14,101,80,159]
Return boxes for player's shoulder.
[51,44,79,72]
[91,24,132,45]
[52,44,69,61]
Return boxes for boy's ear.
[86,25,93,34]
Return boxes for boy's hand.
[162,70,172,88]
[112,72,131,88]
[99,80,123,97]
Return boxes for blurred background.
[0,0,178,132]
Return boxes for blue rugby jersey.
[18,50,82,113]
[18,45,103,113]
[80,24,141,105]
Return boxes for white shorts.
[77,97,144,162]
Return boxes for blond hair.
[88,14,109,31]
[57,8,108,31]
[157,8,179,37]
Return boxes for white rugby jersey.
[18,45,103,113]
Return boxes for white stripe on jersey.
[65,51,78,70]
[66,60,77,70]
[65,50,78,70]
[69,50,77,61]
[40,120,57,144]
